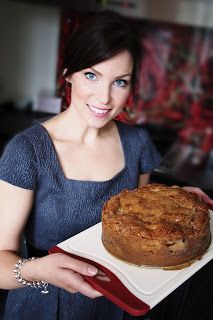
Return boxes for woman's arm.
[0,180,33,289]
[138,173,150,186]
[0,180,102,298]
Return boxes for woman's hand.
[21,253,103,298]
[182,186,213,210]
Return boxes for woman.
[0,10,212,320]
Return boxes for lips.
[87,104,111,116]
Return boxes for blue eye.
[115,79,127,87]
[85,72,97,80]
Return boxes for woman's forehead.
[90,51,133,76]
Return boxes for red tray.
[49,245,150,316]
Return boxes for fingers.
[61,254,98,277]
[182,186,213,209]
[96,270,111,282]
[182,186,203,195]
[37,254,103,298]
[65,271,103,298]
[42,253,98,277]
[62,256,104,296]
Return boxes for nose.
[96,83,111,105]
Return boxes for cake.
[102,184,211,269]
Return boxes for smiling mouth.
[87,104,111,115]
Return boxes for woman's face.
[67,50,133,128]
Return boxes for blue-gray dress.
[0,120,161,320]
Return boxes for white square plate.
[57,210,213,309]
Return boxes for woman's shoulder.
[17,122,50,144]
[0,125,43,188]
[1,123,47,160]
[115,120,150,140]
[16,123,44,139]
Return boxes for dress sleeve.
[137,129,162,174]
[0,134,37,189]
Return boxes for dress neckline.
[37,120,127,184]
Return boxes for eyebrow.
[90,67,132,78]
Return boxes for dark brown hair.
[63,10,142,94]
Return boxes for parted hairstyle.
[63,10,142,95]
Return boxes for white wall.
[144,0,213,28]
[0,0,60,106]
[101,0,213,28]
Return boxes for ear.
[65,76,72,84]
[63,68,72,83]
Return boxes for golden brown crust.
[102,184,211,269]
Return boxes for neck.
[53,105,110,145]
